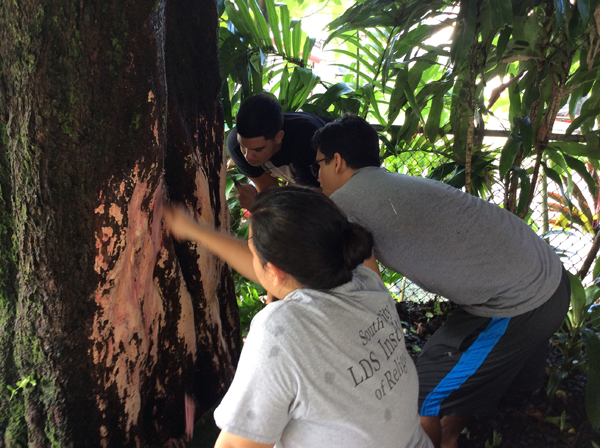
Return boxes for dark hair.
[250,186,374,290]
[236,94,284,140]
[311,115,380,168]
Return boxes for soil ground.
[183,299,599,448]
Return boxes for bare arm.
[164,206,259,284]
[214,431,274,448]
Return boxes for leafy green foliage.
[549,272,600,429]
[6,375,36,401]
[220,0,600,429]
[219,0,323,127]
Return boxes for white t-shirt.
[214,265,433,448]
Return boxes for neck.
[340,166,358,187]
[274,278,303,300]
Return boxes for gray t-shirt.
[330,167,563,318]
[214,265,433,448]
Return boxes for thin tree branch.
[577,230,600,280]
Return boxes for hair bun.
[342,222,374,271]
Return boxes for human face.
[315,149,336,197]
[237,133,281,167]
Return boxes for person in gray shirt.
[165,186,433,448]
[311,115,570,448]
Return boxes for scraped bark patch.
[89,164,197,440]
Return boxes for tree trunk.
[0,1,239,446]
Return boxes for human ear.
[333,153,346,174]
[275,130,284,144]
[265,262,287,286]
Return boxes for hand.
[163,204,202,241]
[234,181,258,210]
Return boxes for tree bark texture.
[0,1,239,446]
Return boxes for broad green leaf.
[543,163,573,212]
[566,107,600,136]
[407,53,437,90]
[569,86,583,119]
[382,34,399,91]
[315,83,354,110]
[515,116,533,157]
[396,115,420,144]
[218,0,227,17]
[339,34,384,66]
[424,82,449,142]
[524,13,541,49]
[489,0,513,28]
[233,0,260,38]
[302,37,316,65]
[564,154,598,198]
[594,255,600,283]
[508,79,521,125]
[248,0,271,45]
[388,67,408,125]
[291,20,302,59]
[279,64,290,104]
[363,83,386,126]
[499,134,522,178]
[577,0,591,25]
[513,167,532,215]
[280,4,291,55]
[450,0,477,68]
[582,328,600,430]
[250,57,263,92]
[548,141,600,159]
[546,150,573,196]
[265,0,283,54]
[404,84,424,123]
[568,272,587,327]
[225,3,252,37]
[496,26,512,62]
[328,49,377,73]
[378,132,398,157]
[522,85,540,117]
[363,29,386,54]
[554,0,566,30]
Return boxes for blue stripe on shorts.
[420,317,511,417]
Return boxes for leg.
[420,416,441,448]
[440,416,468,448]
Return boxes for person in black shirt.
[227,94,332,209]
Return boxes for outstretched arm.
[164,205,259,284]
[214,431,274,448]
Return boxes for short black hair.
[251,186,373,290]
[236,94,284,140]
[311,115,380,168]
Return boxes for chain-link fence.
[381,141,596,304]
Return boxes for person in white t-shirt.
[164,186,433,448]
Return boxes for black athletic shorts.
[416,268,570,417]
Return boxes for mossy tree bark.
[0,0,239,446]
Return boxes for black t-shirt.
[227,112,333,187]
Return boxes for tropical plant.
[549,270,600,430]
[326,0,600,209]
[226,166,266,340]
[219,0,325,128]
